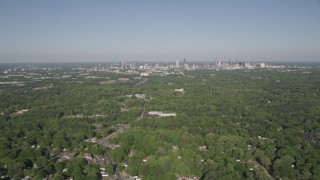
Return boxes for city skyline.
[0,0,320,63]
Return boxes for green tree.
[106,164,114,175]
[273,155,296,179]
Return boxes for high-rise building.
[120,61,125,69]
[176,59,180,68]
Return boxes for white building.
[135,94,146,99]
[140,72,149,77]
[259,63,266,68]
[175,88,184,93]
[147,111,176,118]
[176,59,180,68]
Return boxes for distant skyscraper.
[183,58,186,65]
[120,61,125,69]
[176,59,180,68]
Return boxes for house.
[175,88,185,92]
[198,146,208,152]
[128,176,142,180]
[142,158,148,162]
[172,145,179,151]
[21,176,30,180]
[135,94,146,99]
[93,155,106,165]
[140,72,149,77]
[15,109,30,115]
[90,137,97,143]
[101,171,109,177]
[84,153,93,161]
[177,176,198,180]
[117,78,130,82]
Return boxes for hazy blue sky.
[0,0,319,62]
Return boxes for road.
[107,124,130,139]
[104,152,123,180]
[134,78,148,87]
[242,160,273,179]
[250,160,273,179]
[96,106,146,179]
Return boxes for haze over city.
[0,0,320,63]
[2,1,320,180]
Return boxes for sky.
[0,0,319,63]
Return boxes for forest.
[0,64,320,179]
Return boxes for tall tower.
[120,61,124,69]
[176,59,180,68]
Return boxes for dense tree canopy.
[0,64,319,179]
